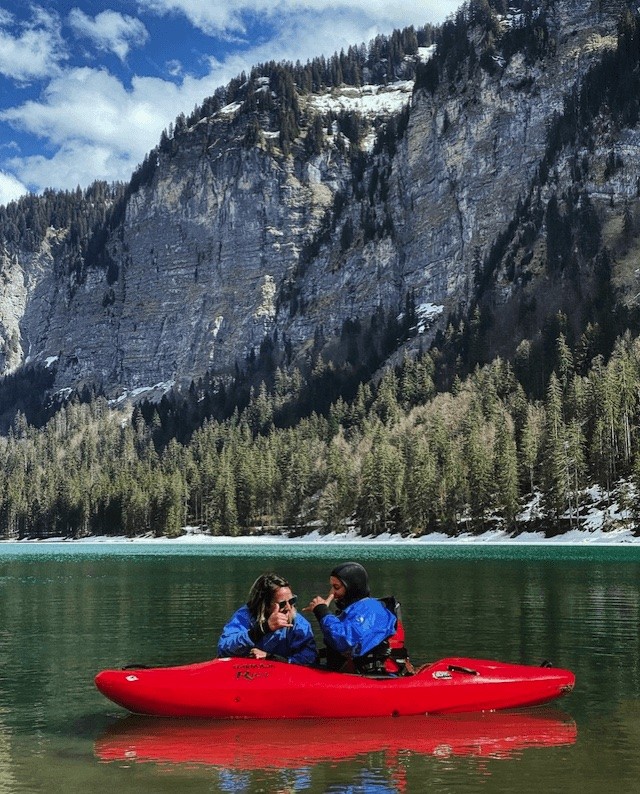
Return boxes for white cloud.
[138,0,461,37]
[68,9,149,62]
[0,65,229,190]
[166,59,183,77]
[0,170,27,206]
[5,143,135,195]
[138,0,246,36]
[0,6,67,82]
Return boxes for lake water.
[1,541,640,793]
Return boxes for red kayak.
[94,656,575,719]
[95,711,577,766]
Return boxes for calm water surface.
[1,541,640,793]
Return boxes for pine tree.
[214,452,239,536]
[494,411,520,529]
[542,373,570,520]
[519,403,543,496]
[320,435,355,532]
[356,427,403,535]
[610,336,638,467]
[587,355,618,491]
[554,333,574,391]
[564,418,586,527]
[371,369,400,425]
[463,401,494,530]
[402,437,438,534]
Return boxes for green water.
[1,541,640,792]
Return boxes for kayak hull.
[94,656,575,719]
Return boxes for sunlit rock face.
[0,1,630,397]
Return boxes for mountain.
[1,0,638,416]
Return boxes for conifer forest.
[2,323,640,540]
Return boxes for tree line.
[2,326,640,540]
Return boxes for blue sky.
[0,1,460,206]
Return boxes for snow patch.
[219,101,242,116]
[416,302,444,333]
[308,82,413,119]
[8,525,640,545]
[53,387,73,400]
[418,45,436,63]
[110,381,175,405]
[212,315,224,339]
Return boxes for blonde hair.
[247,573,291,629]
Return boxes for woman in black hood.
[304,561,396,672]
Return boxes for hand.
[266,600,294,632]
[249,647,268,659]
[302,592,334,612]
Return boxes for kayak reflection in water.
[217,573,317,665]
[304,562,398,674]
[95,711,578,767]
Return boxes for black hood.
[331,562,370,608]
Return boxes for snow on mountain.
[308,81,414,118]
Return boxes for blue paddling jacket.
[315,597,396,657]
[217,605,317,665]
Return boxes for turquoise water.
[1,542,640,792]
[5,539,640,560]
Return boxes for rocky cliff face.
[0,0,635,399]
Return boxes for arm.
[316,611,365,655]
[217,606,262,657]
[219,603,298,659]
[305,592,362,655]
[256,615,318,665]
[315,600,396,657]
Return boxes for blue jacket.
[317,597,396,657]
[217,605,317,665]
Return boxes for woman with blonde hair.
[218,573,317,665]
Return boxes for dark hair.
[247,573,290,627]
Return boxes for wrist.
[313,603,329,620]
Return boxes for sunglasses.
[277,596,297,612]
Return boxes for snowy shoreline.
[1,525,640,545]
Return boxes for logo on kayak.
[432,671,452,679]
[233,662,274,681]
[125,675,139,682]
[236,670,271,681]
